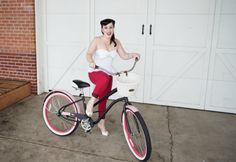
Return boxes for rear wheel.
[122,108,152,161]
[42,91,78,136]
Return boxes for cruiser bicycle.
[42,59,152,161]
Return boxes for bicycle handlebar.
[95,58,139,76]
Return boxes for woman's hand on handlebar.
[131,53,140,60]
[89,62,96,69]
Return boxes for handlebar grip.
[95,65,99,69]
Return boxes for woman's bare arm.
[116,39,140,60]
[86,38,98,68]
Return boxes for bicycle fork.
[123,105,141,135]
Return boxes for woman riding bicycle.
[86,18,140,136]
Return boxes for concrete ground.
[0,94,236,162]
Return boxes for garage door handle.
[149,24,152,35]
[141,24,144,35]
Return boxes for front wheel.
[42,91,79,136]
[122,107,152,161]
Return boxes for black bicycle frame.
[57,87,132,132]
[92,88,130,124]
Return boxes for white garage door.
[43,0,91,96]
[37,0,236,114]
[205,0,236,113]
[144,0,215,110]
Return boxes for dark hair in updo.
[100,18,117,47]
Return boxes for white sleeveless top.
[88,49,117,74]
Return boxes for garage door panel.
[206,52,236,111]
[144,45,209,107]
[209,81,236,108]
[148,49,207,106]
[213,53,236,81]
[206,66,236,113]
[221,0,236,14]
[46,0,89,14]
[157,0,212,14]
[155,15,211,47]
[47,45,87,68]
[48,68,90,95]
[154,49,206,78]
[47,44,89,94]
[94,0,147,14]
[218,15,236,49]
[48,64,90,95]
[151,76,203,106]
[47,15,89,42]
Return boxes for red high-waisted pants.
[88,71,113,118]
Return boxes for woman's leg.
[97,74,113,118]
[86,71,112,117]
[86,96,97,117]
[87,71,113,136]
[97,74,112,136]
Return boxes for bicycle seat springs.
[81,117,94,132]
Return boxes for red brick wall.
[0,0,37,93]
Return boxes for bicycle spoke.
[47,97,60,113]
[43,91,78,136]
[47,103,58,113]
[122,109,151,161]
[130,118,145,154]
[59,115,76,126]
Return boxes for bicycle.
[42,59,152,161]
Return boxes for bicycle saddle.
[72,80,90,89]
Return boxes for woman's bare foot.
[98,119,109,136]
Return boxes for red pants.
[88,71,113,118]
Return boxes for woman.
[86,18,140,136]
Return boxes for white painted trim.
[35,0,47,94]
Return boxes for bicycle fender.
[126,105,139,112]
[43,90,64,103]
[43,90,81,113]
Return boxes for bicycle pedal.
[81,118,93,132]
[85,129,92,134]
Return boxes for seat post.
[80,88,85,96]
[79,88,87,112]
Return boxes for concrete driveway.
[0,94,236,162]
